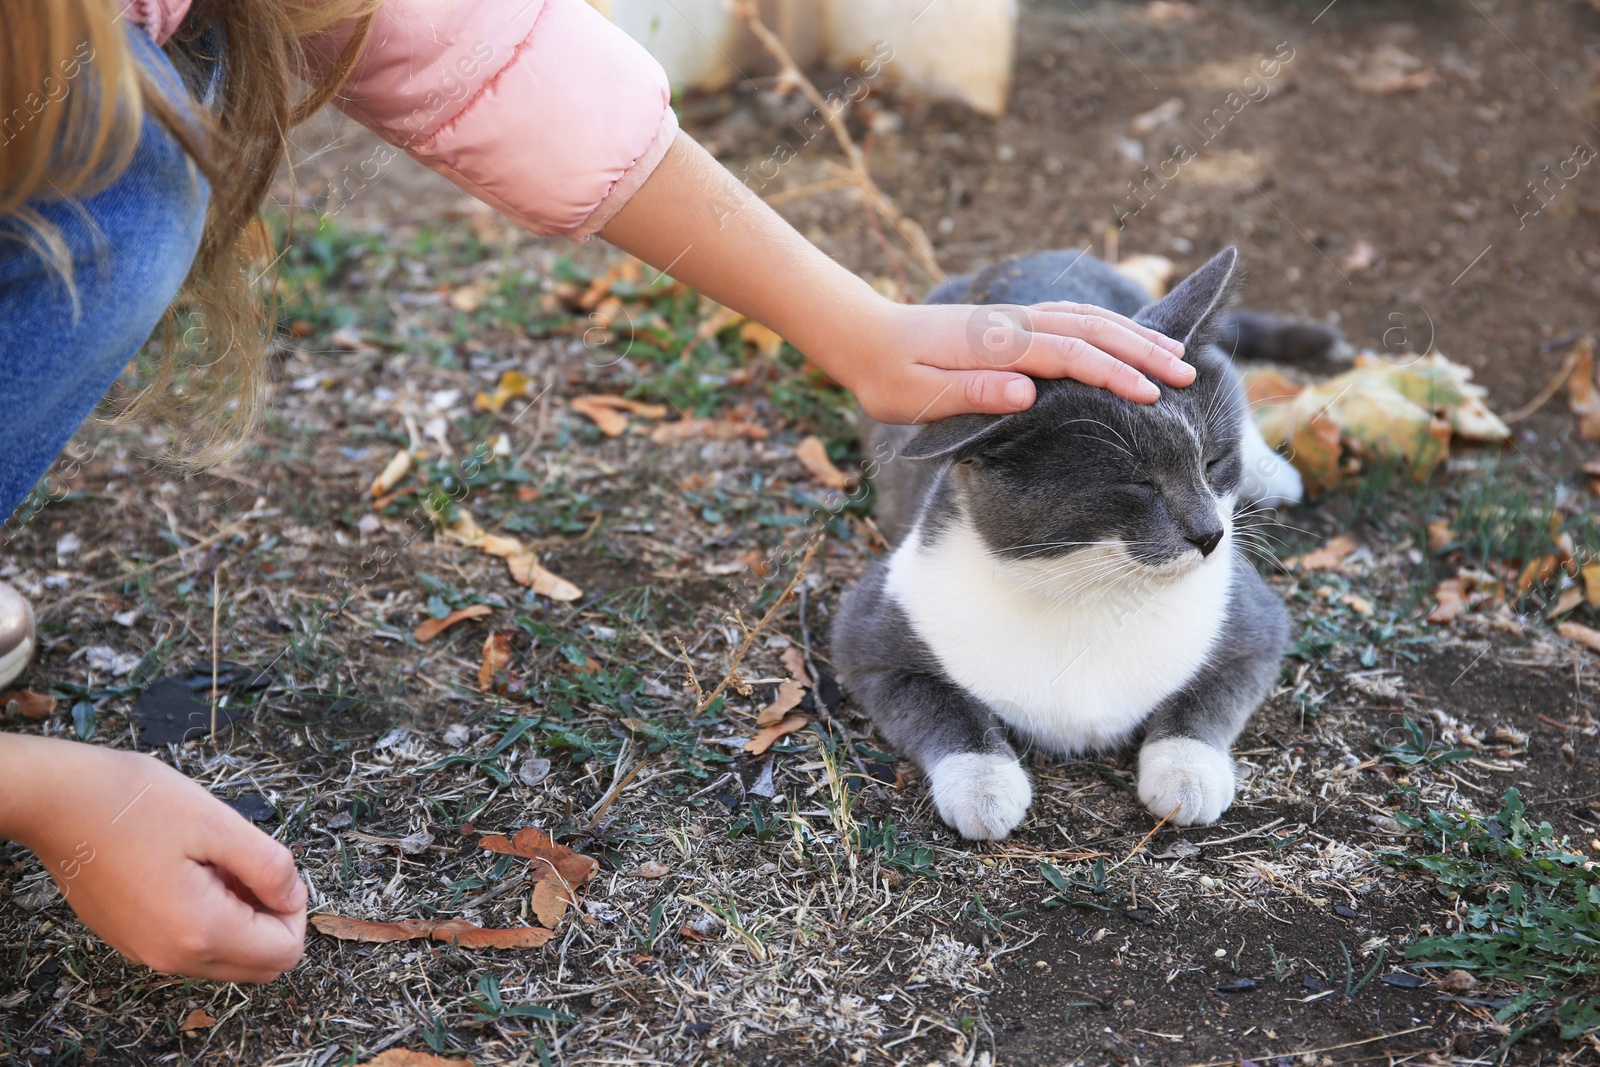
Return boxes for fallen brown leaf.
[649,418,769,445]
[1567,338,1600,441]
[311,914,553,950]
[756,677,808,727]
[430,919,555,949]
[569,396,629,437]
[780,647,813,689]
[370,448,413,497]
[745,712,810,754]
[1584,562,1600,606]
[1517,554,1561,596]
[1426,520,1456,551]
[478,632,513,693]
[310,916,440,943]
[1546,585,1585,620]
[363,1050,476,1067]
[505,552,583,601]
[1559,621,1600,655]
[626,860,671,879]
[570,393,668,419]
[474,370,532,414]
[530,876,574,928]
[1292,535,1361,572]
[2,690,57,720]
[794,435,856,490]
[1427,578,1469,624]
[479,827,600,890]
[739,320,785,360]
[413,604,492,643]
[179,1009,216,1032]
[1341,593,1375,616]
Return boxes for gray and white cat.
[833,247,1314,841]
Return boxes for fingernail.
[1138,379,1161,402]
[1003,378,1033,409]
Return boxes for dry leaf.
[530,876,574,928]
[1584,562,1600,606]
[681,305,746,361]
[780,647,813,689]
[569,396,629,437]
[626,860,671,879]
[478,632,513,693]
[1115,254,1178,297]
[1559,621,1600,655]
[446,512,583,602]
[414,605,492,643]
[756,678,807,727]
[449,283,485,312]
[475,370,532,414]
[429,920,555,949]
[363,1050,476,1067]
[1517,555,1561,596]
[794,435,856,490]
[370,449,413,497]
[1129,98,1183,135]
[2,690,57,720]
[179,1009,216,1032]
[311,915,553,950]
[740,321,785,360]
[505,553,582,601]
[310,916,439,943]
[1293,535,1361,572]
[745,712,810,754]
[1426,520,1456,551]
[1546,585,1586,620]
[1427,578,1469,624]
[1567,338,1600,441]
[479,827,600,890]
[1341,594,1375,616]
[649,418,768,445]
[570,394,668,419]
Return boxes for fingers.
[891,370,1036,422]
[200,804,307,916]
[1022,308,1195,393]
[1032,300,1190,362]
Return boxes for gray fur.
[833,248,1294,839]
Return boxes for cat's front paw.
[1137,737,1235,826]
[927,753,1032,841]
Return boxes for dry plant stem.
[1176,1025,1431,1067]
[733,1,943,283]
[1502,340,1586,423]
[585,759,647,831]
[1111,803,1180,870]
[210,566,222,742]
[696,536,822,713]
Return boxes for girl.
[0,0,1192,984]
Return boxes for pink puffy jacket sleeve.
[130,0,678,241]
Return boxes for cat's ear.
[899,413,1010,461]
[1133,246,1239,351]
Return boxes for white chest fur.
[884,519,1235,754]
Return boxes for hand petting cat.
[601,132,1193,425]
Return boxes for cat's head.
[902,247,1246,580]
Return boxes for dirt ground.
[4,1,1600,1065]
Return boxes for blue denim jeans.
[0,26,211,522]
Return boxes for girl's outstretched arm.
[601,131,1195,424]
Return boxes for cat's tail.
[1214,310,1353,369]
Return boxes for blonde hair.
[0,0,379,464]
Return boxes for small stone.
[517,757,552,787]
[626,860,671,879]
[398,829,434,855]
[1437,969,1478,993]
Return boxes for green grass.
[1386,789,1600,1041]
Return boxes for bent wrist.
[0,732,63,849]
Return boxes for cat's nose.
[1186,528,1224,557]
